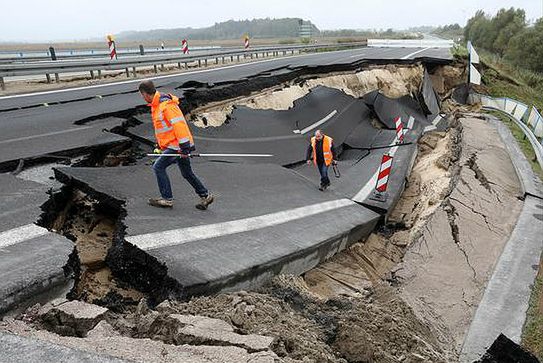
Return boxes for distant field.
[0,36,367,52]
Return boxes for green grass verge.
[480,50,543,111]
[522,264,543,360]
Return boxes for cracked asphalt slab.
[54,162,380,295]
[0,174,73,313]
[0,47,453,322]
[0,47,452,111]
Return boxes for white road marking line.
[352,133,404,202]
[407,116,415,129]
[293,110,338,134]
[126,199,354,251]
[401,47,431,60]
[0,224,49,249]
[0,126,92,145]
[432,114,443,125]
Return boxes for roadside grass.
[480,50,543,111]
[479,51,543,360]
[522,261,543,360]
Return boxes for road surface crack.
[443,199,477,280]
[449,196,500,235]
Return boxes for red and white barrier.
[394,116,404,143]
[376,154,393,193]
[244,35,250,49]
[106,34,117,60]
[181,39,189,54]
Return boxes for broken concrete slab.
[41,300,108,337]
[87,320,120,339]
[398,117,524,353]
[460,195,543,362]
[0,331,128,363]
[148,314,274,352]
[1,328,278,363]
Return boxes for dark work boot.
[148,198,173,208]
[196,193,214,210]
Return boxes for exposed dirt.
[44,190,143,306]
[2,275,451,363]
[303,114,524,358]
[192,64,424,127]
[305,128,455,299]
[397,116,523,353]
[2,59,525,362]
[1,111,525,362]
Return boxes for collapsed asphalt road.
[0,47,453,315]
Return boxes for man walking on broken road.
[306,129,337,191]
[139,80,214,210]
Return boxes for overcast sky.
[1,0,541,42]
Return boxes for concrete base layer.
[459,116,543,361]
[0,331,128,363]
[460,194,543,362]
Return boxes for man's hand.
[332,160,338,165]
[177,150,190,159]
[306,160,312,166]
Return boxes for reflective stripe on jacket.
[311,135,333,166]
[150,91,194,151]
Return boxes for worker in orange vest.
[306,129,337,191]
[139,80,214,210]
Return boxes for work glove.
[306,160,312,166]
[177,149,190,159]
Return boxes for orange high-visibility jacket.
[149,91,194,151]
[310,135,334,166]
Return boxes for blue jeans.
[317,162,330,186]
[152,148,208,200]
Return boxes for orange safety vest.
[149,91,194,151]
[311,135,333,166]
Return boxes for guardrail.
[475,93,543,168]
[0,42,366,90]
[0,46,223,63]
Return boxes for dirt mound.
[131,275,450,363]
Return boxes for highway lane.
[0,46,451,172]
[0,47,451,110]
[0,45,451,306]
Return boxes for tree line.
[116,18,320,41]
[464,8,543,73]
